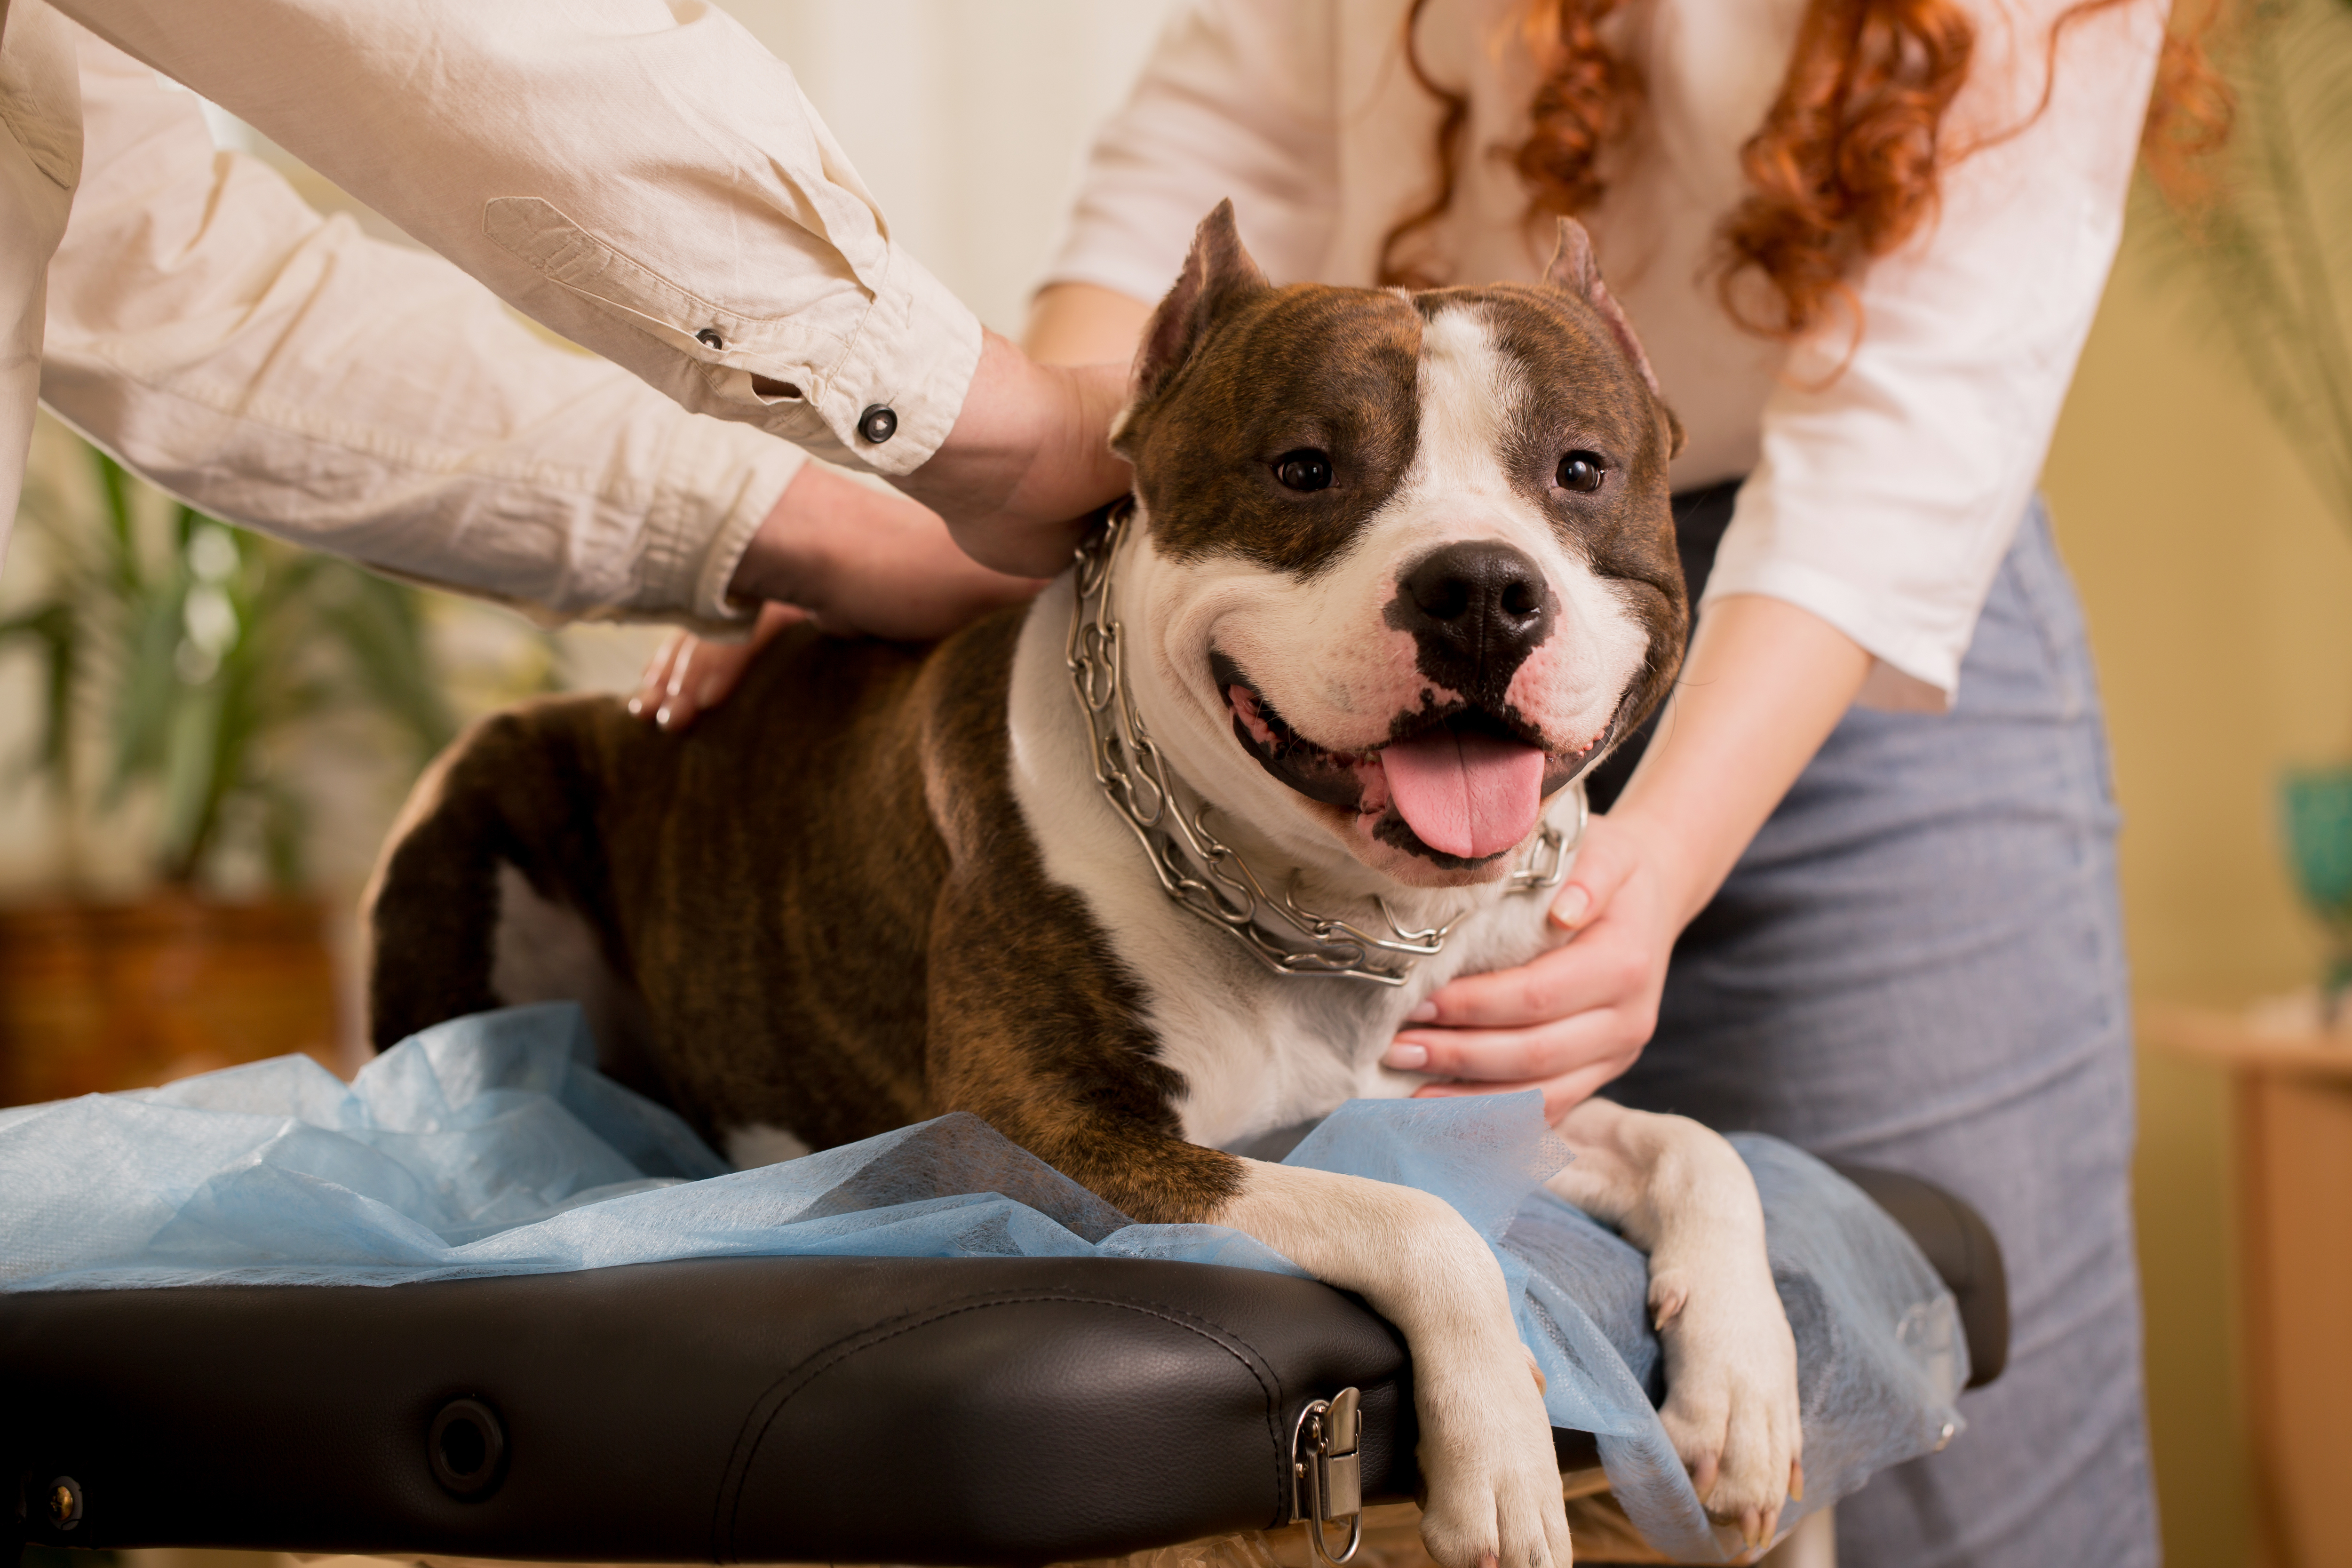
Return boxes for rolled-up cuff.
[799,242,983,478]
[1699,556,1962,713]
[635,417,806,630]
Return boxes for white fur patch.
[488,861,659,1088]
[724,1122,814,1169]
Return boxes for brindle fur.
[1115,213,1685,762]
[370,203,1684,1236]
[369,610,1241,1224]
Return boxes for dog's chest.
[1003,585,1565,1150]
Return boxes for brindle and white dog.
[367,205,1802,1566]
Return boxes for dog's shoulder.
[904,601,1036,856]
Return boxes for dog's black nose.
[1387,541,1555,705]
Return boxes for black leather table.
[0,1166,2003,1568]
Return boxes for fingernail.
[1384,1042,1429,1071]
[1407,999,1437,1022]
[626,695,645,717]
[1550,885,1591,929]
[654,705,675,730]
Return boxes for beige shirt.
[1,0,985,621]
[1048,0,2166,704]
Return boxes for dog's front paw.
[1651,1261,1802,1549]
[1414,1348,1573,1568]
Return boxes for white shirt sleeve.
[1044,0,1340,296]
[40,31,803,630]
[47,0,981,478]
[1707,0,2167,707]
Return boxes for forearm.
[1607,594,1873,927]
[1024,283,1152,368]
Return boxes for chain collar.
[1063,503,1581,988]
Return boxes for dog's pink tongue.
[1380,728,1547,860]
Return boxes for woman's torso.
[1305,0,1811,488]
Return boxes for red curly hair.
[1379,0,2232,341]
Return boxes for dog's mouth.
[1210,652,1595,867]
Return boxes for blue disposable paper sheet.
[0,1003,1964,1561]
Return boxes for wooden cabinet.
[2143,1004,2352,1568]
[0,897,342,1105]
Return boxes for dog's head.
[1108,202,1686,891]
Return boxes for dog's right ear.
[1129,200,1271,406]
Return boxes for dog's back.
[367,609,1013,1149]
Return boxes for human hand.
[630,600,806,731]
[635,462,1046,729]
[1382,812,1689,1119]
[891,330,1131,576]
[728,460,1048,642]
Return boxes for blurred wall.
[2043,225,2352,1566]
[725,0,1176,337]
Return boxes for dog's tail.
[363,700,625,1054]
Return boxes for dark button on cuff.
[858,405,898,444]
[695,327,724,350]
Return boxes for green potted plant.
[2151,0,2352,1018]
[0,438,456,1101]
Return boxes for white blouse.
[1045,0,2166,706]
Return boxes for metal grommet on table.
[695,327,725,350]
[47,1475,82,1530]
[428,1397,509,1500]
[858,404,898,444]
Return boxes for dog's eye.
[1273,450,1334,493]
[1557,452,1605,493]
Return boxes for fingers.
[628,603,805,731]
[628,630,692,726]
[1548,810,1640,931]
[1390,1010,1634,1087]
[1406,1056,1630,1122]
[1398,940,1659,1047]
[1387,942,1659,1084]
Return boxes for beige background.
[2044,229,2352,1565]
[6,5,2349,1563]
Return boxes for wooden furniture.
[0,896,340,1105]
[2141,1001,2352,1568]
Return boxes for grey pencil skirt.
[1597,493,2157,1568]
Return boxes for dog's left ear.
[1128,200,1272,409]
[1542,218,1683,455]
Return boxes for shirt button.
[858,405,898,445]
[695,327,724,350]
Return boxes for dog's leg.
[365,706,629,1056]
[1548,1098,1801,1548]
[920,885,1570,1568]
[364,730,509,1051]
[1219,1161,1573,1568]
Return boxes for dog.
[366,203,1803,1566]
